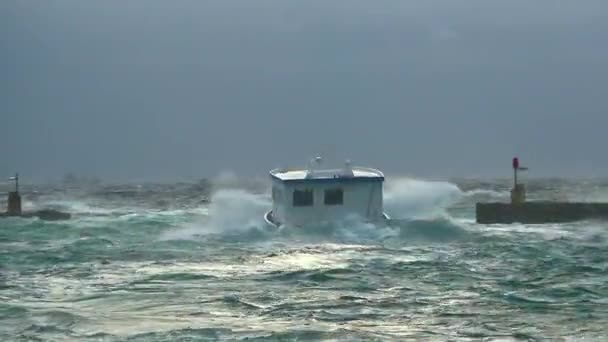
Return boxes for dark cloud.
[1,1,607,182]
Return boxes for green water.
[1,179,607,341]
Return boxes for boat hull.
[264,210,390,228]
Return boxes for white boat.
[264,157,390,228]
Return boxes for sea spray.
[206,188,270,232]
[463,188,510,201]
[159,188,271,241]
[161,177,470,242]
[383,177,463,219]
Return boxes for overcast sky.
[2,1,607,182]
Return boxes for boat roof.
[270,166,384,184]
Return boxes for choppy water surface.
[1,177,607,341]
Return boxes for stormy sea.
[1,175,607,341]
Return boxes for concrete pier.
[475,157,608,224]
[2,173,71,221]
[7,191,22,215]
[476,202,608,224]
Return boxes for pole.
[512,157,519,189]
[15,173,19,193]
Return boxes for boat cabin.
[265,157,388,227]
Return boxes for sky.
[1,0,608,182]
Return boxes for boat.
[264,157,390,228]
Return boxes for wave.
[158,188,270,241]
[462,188,509,201]
[383,177,463,219]
[393,216,471,242]
[158,177,474,244]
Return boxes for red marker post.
[512,158,519,188]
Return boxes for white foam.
[159,188,270,240]
[464,189,509,199]
[383,177,463,219]
[160,177,468,242]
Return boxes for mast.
[512,158,518,188]
[510,157,528,205]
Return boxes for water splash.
[206,189,270,232]
[275,214,398,245]
[383,177,463,219]
[159,188,270,241]
[161,177,471,243]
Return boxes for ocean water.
[1,177,607,341]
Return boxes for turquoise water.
[1,178,607,341]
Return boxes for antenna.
[314,156,322,166]
[308,156,322,170]
[306,156,323,178]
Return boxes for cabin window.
[293,189,313,207]
[324,188,343,205]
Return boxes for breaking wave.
[3,177,607,341]
[159,176,471,245]
[383,177,463,219]
[159,188,270,241]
